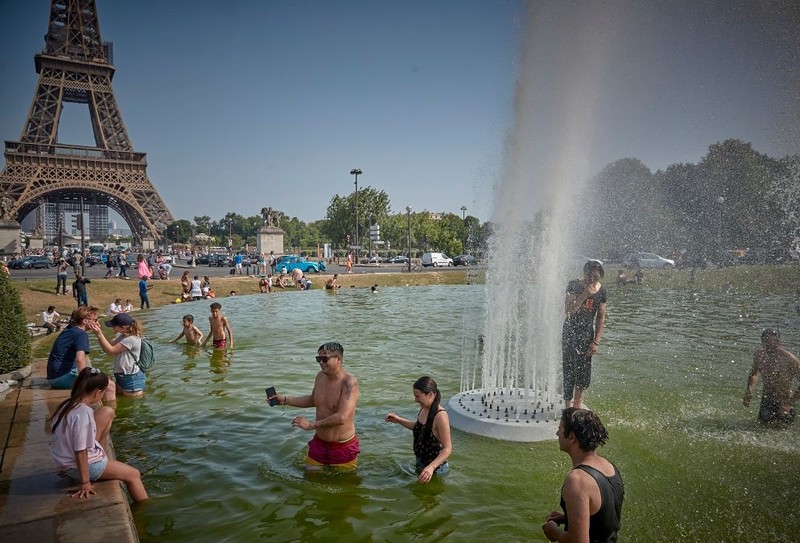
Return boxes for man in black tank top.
[543,408,624,543]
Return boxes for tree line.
[167,186,491,258]
[575,139,799,263]
[167,138,799,263]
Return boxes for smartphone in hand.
[265,386,279,406]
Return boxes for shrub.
[0,272,31,374]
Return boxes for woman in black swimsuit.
[385,376,452,483]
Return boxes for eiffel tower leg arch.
[0,0,173,249]
[6,159,172,245]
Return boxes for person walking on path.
[72,274,91,306]
[561,260,607,409]
[268,341,360,470]
[117,251,128,278]
[49,367,148,502]
[136,254,150,280]
[139,276,153,309]
[542,408,624,543]
[103,251,116,278]
[744,328,800,427]
[385,376,452,483]
[55,258,69,294]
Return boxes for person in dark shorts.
[743,329,800,428]
[543,408,624,543]
[561,260,607,408]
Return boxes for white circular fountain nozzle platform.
[446,388,563,442]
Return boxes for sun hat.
[105,313,134,327]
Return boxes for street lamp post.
[406,205,412,273]
[350,168,362,264]
[716,196,725,257]
[460,205,467,253]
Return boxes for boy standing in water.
[202,302,234,349]
[170,314,204,345]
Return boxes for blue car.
[274,255,326,274]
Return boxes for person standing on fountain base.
[542,408,624,543]
[743,328,800,428]
[562,260,607,409]
[269,342,360,470]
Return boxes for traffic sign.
[349,245,362,249]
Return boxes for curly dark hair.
[561,407,608,451]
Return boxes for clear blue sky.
[1,1,798,225]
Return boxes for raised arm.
[385,412,416,430]
[87,322,128,355]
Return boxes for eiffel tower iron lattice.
[0,0,173,244]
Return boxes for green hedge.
[0,273,31,374]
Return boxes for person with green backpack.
[87,313,154,397]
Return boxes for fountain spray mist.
[448,3,621,441]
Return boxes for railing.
[4,141,146,163]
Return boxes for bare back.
[752,347,800,404]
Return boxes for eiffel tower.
[0,0,173,246]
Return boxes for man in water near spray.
[744,328,800,428]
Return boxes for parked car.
[366,256,383,264]
[274,255,326,274]
[622,252,675,269]
[386,255,409,264]
[196,254,213,265]
[10,255,51,269]
[421,252,453,267]
[214,254,232,267]
[453,254,479,266]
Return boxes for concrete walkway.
[0,359,138,542]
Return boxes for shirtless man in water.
[744,328,800,427]
[270,342,360,470]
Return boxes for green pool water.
[98,283,800,542]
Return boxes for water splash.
[449,3,621,441]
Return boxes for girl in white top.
[87,313,145,397]
[49,367,148,501]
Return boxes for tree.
[322,187,391,250]
[0,272,31,373]
[768,155,800,257]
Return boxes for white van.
[421,252,453,267]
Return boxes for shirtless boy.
[170,314,204,345]
[744,328,800,427]
[269,341,360,470]
[201,302,234,349]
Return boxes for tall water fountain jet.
[448,4,617,441]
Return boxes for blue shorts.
[49,367,78,389]
[416,457,450,476]
[66,456,108,482]
[115,370,146,393]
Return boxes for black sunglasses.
[315,354,338,363]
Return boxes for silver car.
[622,252,675,269]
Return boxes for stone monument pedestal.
[257,226,284,255]
[28,234,44,250]
[0,220,21,256]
